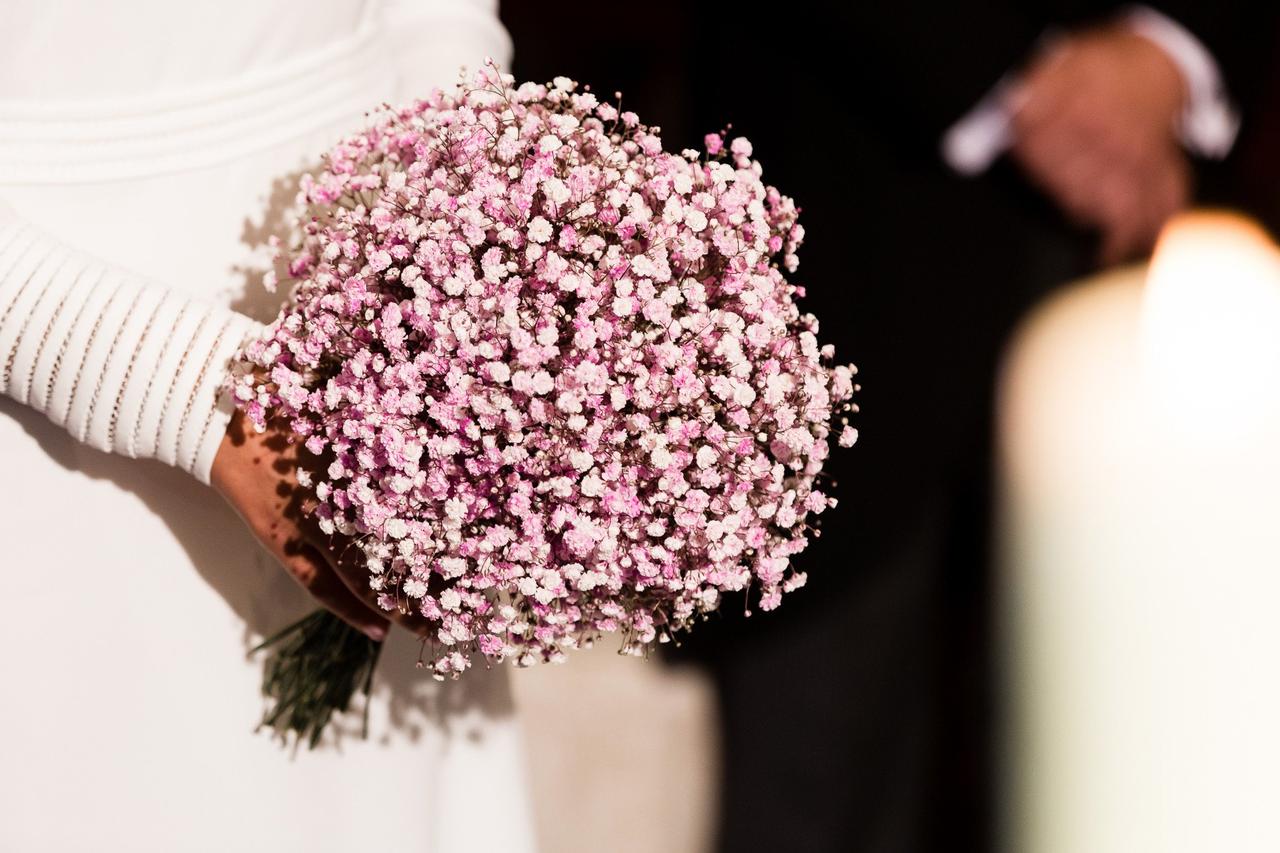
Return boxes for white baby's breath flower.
[695,445,718,469]
[444,497,467,521]
[536,325,558,346]
[527,216,553,243]
[531,370,555,395]
[542,177,571,205]
[580,474,605,498]
[488,361,511,383]
[556,392,583,414]
[438,556,467,578]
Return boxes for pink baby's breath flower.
[230,62,857,674]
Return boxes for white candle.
[998,213,1280,853]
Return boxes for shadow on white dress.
[3,162,518,754]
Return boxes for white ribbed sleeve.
[0,208,262,483]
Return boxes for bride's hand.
[211,409,416,642]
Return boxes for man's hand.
[1010,24,1192,264]
[211,409,426,642]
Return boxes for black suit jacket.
[503,4,1277,850]
[671,7,1275,850]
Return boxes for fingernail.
[368,626,387,642]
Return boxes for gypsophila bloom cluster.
[229,63,858,678]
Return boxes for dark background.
[499,4,1280,850]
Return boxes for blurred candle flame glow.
[1140,212,1280,441]
[1000,211,1280,853]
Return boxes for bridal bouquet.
[229,63,858,746]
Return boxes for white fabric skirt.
[0,25,536,853]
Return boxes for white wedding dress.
[0,3,537,851]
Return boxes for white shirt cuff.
[1124,5,1239,159]
[940,74,1020,177]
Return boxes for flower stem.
[252,609,383,749]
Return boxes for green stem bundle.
[252,609,383,749]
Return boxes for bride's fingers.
[320,534,434,638]
[277,542,390,641]
[210,414,391,641]
[286,483,432,637]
